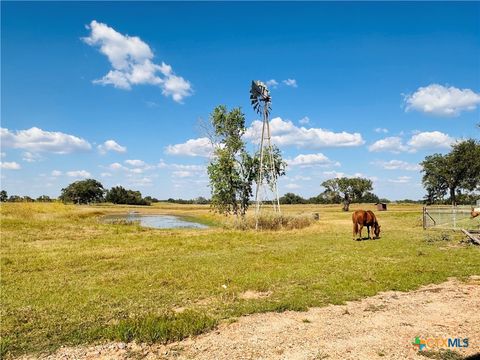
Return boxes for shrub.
[234,213,315,231]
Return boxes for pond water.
[102,213,209,229]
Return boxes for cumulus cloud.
[1,127,91,154]
[299,116,310,125]
[97,140,127,154]
[369,131,454,153]
[374,160,421,171]
[368,137,410,153]
[283,79,298,88]
[67,170,91,178]
[407,131,454,150]
[287,153,339,167]
[83,20,192,103]
[404,84,480,116]
[22,151,44,162]
[266,79,278,88]
[51,170,62,177]
[109,162,125,170]
[165,137,213,157]
[246,117,364,148]
[0,161,21,170]
[374,128,389,133]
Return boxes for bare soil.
[19,277,480,360]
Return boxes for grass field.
[1,202,479,358]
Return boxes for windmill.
[250,80,281,228]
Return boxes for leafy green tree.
[421,139,480,205]
[105,186,149,205]
[59,179,105,204]
[279,192,306,204]
[207,105,285,217]
[0,190,7,202]
[36,195,52,202]
[8,195,22,202]
[321,177,373,211]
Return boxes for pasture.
[1,202,479,357]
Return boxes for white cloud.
[165,137,213,157]
[374,160,421,171]
[368,136,410,153]
[0,161,21,170]
[22,151,44,162]
[283,79,298,88]
[287,153,339,167]
[83,20,192,103]
[266,79,278,88]
[374,128,389,133]
[101,172,112,177]
[66,170,91,178]
[97,140,127,154]
[404,84,480,116]
[322,170,345,178]
[0,152,5,158]
[407,131,454,150]
[125,159,146,167]
[299,116,310,125]
[369,131,454,153]
[388,176,411,184]
[51,170,62,177]
[1,127,91,154]
[246,117,364,148]
[109,162,125,170]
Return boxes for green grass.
[1,202,479,357]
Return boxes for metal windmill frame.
[250,80,281,229]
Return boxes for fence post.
[422,206,426,230]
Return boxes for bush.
[234,213,315,231]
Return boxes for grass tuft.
[104,311,217,344]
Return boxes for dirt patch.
[239,290,273,300]
[18,277,480,360]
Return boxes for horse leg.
[358,225,363,240]
[353,222,357,240]
[367,225,371,239]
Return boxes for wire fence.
[423,206,479,230]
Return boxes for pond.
[101,213,209,229]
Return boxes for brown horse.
[471,208,480,218]
[352,210,381,240]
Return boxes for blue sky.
[1,1,479,200]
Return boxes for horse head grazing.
[374,223,381,238]
[471,208,480,219]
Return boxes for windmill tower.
[250,80,281,228]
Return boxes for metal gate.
[422,206,478,230]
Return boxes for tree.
[36,195,52,202]
[0,190,7,202]
[59,179,105,204]
[421,139,480,205]
[105,186,149,205]
[321,177,373,211]
[279,192,306,204]
[207,105,285,217]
